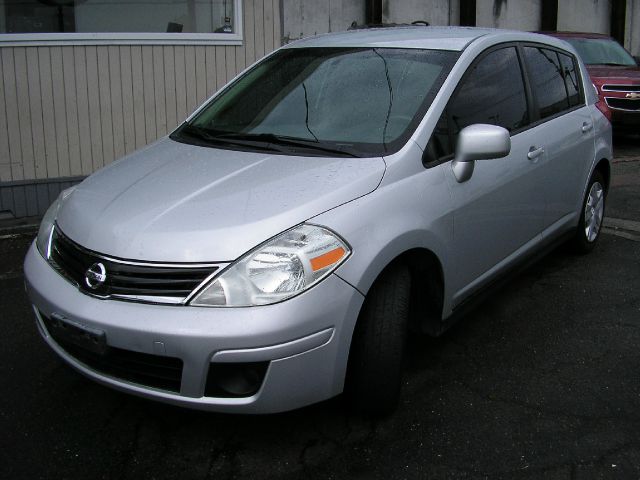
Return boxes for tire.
[345,264,411,416]
[570,170,606,254]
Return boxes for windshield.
[171,47,458,157]
[564,37,636,66]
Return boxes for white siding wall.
[0,0,281,184]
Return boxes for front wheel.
[570,170,606,254]
[345,264,411,415]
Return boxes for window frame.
[0,0,243,46]
[424,42,532,168]
[424,41,587,169]
[518,42,586,127]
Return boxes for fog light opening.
[205,362,269,398]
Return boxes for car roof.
[541,31,613,40]
[283,26,555,52]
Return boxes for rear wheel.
[570,170,606,254]
[346,264,410,415]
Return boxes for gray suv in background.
[25,27,612,414]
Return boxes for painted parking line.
[0,272,23,281]
[604,217,640,232]
[0,233,22,240]
[602,217,640,242]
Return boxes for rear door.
[521,46,595,231]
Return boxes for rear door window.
[558,52,583,108]
[523,47,571,119]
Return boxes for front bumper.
[24,243,364,413]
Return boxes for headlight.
[36,187,75,259]
[190,224,350,307]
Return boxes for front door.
[428,45,547,304]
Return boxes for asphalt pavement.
[1,137,639,480]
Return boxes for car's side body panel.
[317,34,612,326]
[313,141,456,314]
[443,125,548,306]
[534,107,595,227]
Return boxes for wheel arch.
[594,158,611,192]
[386,248,446,336]
[341,246,447,405]
[342,244,447,342]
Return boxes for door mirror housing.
[455,124,511,162]
[451,124,511,182]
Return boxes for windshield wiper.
[173,124,279,152]
[212,132,360,158]
[175,125,360,157]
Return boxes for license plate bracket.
[48,313,108,356]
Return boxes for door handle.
[527,146,545,160]
[581,121,593,133]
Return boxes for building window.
[0,0,242,45]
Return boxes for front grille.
[602,84,640,92]
[41,313,183,392]
[49,226,217,303]
[605,97,640,111]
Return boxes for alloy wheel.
[584,181,604,242]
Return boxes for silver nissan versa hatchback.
[25,27,612,414]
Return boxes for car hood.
[587,65,640,83]
[56,138,386,262]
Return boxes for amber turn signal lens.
[310,247,346,272]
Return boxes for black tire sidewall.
[345,264,411,415]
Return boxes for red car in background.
[545,32,640,134]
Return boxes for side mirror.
[451,124,511,183]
